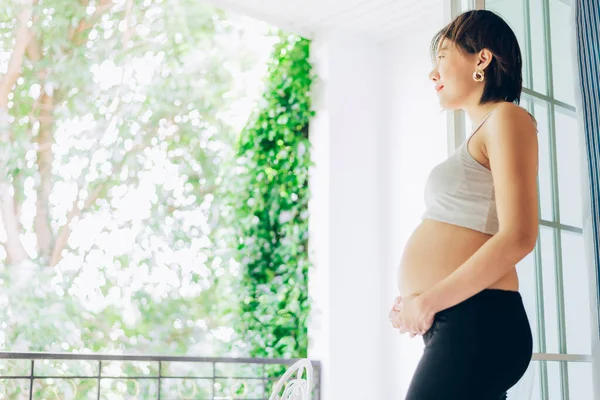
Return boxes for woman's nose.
[429,68,439,82]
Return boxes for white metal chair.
[268,359,313,400]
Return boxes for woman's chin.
[438,99,451,110]
[438,97,461,110]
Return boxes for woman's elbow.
[498,227,538,255]
[518,230,538,253]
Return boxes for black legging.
[405,289,533,400]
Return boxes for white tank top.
[421,111,498,235]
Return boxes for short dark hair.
[431,10,523,105]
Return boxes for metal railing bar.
[0,375,305,380]
[0,352,320,367]
[28,360,33,400]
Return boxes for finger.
[419,321,434,335]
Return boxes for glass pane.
[161,361,213,378]
[561,231,592,354]
[508,360,540,400]
[33,379,98,400]
[532,102,554,222]
[215,378,264,399]
[215,363,263,378]
[0,359,30,376]
[529,0,548,94]
[160,378,213,399]
[517,251,540,352]
[568,362,594,399]
[99,360,159,377]
[531,363,542,400]
[550,0,577,106]
[555,107,583,227]
[486,0,530,88]
[100,379,159,399]
[546,361,562,400]
[540,227,560,353]
[0,379,30,399]
[34,359,98,377]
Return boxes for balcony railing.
[0,352,321,399]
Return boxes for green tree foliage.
[0,0,314,395]
[227,34,315,362]
[0,0,274,357]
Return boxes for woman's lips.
[436,85,444,92]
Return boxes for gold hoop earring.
[473,69,485,82]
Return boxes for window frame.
[446,0,598,398]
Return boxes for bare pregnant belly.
[398,219,519,297]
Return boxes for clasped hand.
[388,295,435,338]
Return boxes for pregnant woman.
[389,10,538,400]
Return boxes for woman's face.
[429,39,484,110]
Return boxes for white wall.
[307,4,600,400]
[379,17,448,399]
[308,29,387,400]
[307,11,447,400]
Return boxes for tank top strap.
[470,108,497,137]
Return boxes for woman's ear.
[477,48,494,70]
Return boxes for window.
[452,0,594,398]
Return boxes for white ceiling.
[204,0,443,42]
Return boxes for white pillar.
[379,22,448,399]
[308,30,388,400]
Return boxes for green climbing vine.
[229,33,315,361]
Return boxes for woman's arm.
[420,103,539,315]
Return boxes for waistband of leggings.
[439,289,523,314]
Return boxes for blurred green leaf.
[225,35,315,365]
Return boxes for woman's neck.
[464,101,504,130]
